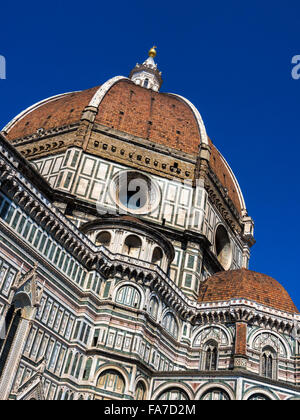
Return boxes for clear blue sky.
[1,0,300,307]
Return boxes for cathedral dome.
[2,65,246,216]
[198,269,299,313]
[3,79,202,154]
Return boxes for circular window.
[215,225,232,270]
[110,171,160,215]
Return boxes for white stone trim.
[151,381,194,400]
[242,387,278,401]
[214,144,247,213]
[0,317,31,400]
[191,324,233,347]
[248,328,291,358]
[92,363,130,393]
[2,92,76,133]
[194,381,236,400]
[133,376,149,399]
[88,76,127,108]
[166,93,208,146]
[112,281,146,310]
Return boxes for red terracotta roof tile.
[198,269,298,314]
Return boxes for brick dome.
[95,80,201,155]
[198,269,298,313]
[2,78,245,215]
[4,80,202,154]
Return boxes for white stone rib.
[88,76,128,108]
[215,144,247,212]
[2,91,77,133]
[166,92,209,146]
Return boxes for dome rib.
[2,91,75,133]
[1,77,247,217]
[166,92,208,146]
[95,79,202,155]
[88,76,127,108]
[208,139,244,215]
[3,86,99,141]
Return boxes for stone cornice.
[153,369,300,393]
[91,123,197,164]
[81,217,176,263]
[0,133,297,329]
[206,167,242,232]
[7,123,79,147]
[2,123,245,231]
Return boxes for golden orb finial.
[148,46,157,58]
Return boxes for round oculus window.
[111,171,160,215]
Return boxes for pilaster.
[233,321,248,371]
[0,307,35,400]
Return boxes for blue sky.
[1,0,300,307]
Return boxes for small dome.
[198,268,298,313]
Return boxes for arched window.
[83,358,92,380]
[248,394,271,401]
[201,389,230,400]
[96,231,111,248]
[97,369,125,394]
[149,296,159,320]
[158,388,189,400]
[262,347,276,379]
[75,355,83,378]
[215,225,232,270]
[143,78,149,88]
[116,286,141,308]
[151,247,163,265]
[0,305,21,376]
[204,341,218,371]
[71,353,79,377]
[123,235,142,258]
[57,389,63,400]
[64,351,73,374]
[135,381,146,400]
[162,313,178,339]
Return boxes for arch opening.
[135,381,146,400]
[97,369,125,394]
[96,231,111,247]
[158,388,189,401]
[151,247,163,265]
[201,388,230,401]
[123,235,142,258]
[215,225,232,270]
